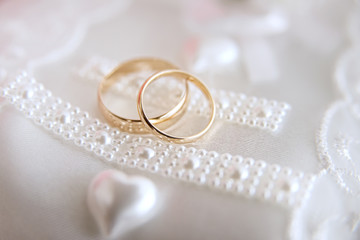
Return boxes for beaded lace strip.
[77,57,291,132]
[0,72,315,208]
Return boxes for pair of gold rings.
[98,58,215,143]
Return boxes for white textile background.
[0,0,359,239]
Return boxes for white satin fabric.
[0,0,359,239]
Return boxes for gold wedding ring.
[98,58,188,133]
[137,70,216,143]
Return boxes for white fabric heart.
[87,170,157,239]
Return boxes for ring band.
[137,69,216,143]
[98,58,188,133]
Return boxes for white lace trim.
[0,72,315,208]
[317,100,360,197]
[0,0,131,70]
[318,18,360,196]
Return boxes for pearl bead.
[174,145,186,152]
[219,98,230,109]
[221,153,232,161]
[281,179,299,193]
[251,178,260,186]
[207,151,218,158]
[85,143,94,151]
[230,167,249,180]
[270,172,278,180]
[255,106,273,118]
[155,158,163,164]
[243,110,250,116]
[163,168,172,176]
[129,160,137,167]
[54,126,63,134]
[151,164,159,172]
[144,139,152,146]
[233,155,243,163]
[197,174,206,184]
[65,103,71,109]
[256,161,267,168]
[244,158,255,166]
[247,187,256,196]
[154,141,163,148]
[270,101,277,106]
[183,156,201,169]
[45,90,52,97]
[271,165,281,172]
[82,112,89,118]
[216,169,224,178]
[294,172,304,178]
[236,183,244,192]
[197,149,207,157]
[249,119,257,126]
[201,165,210,174]
[118,157,127,164]
[44,122,53,129]
[225,114,233,120]
[26,110,34,117]
[94,147,104,156]
[281,102,291,110]
[282,168,292,176]
[159,151,168,158]
[1,88,8,97]
[239,168,250,180]
[35,117,44,124]
[258,121,267,128]
[136,147,155,160]
[263,190,271,199]
[185,171,194,181]
[104,153,114,161]
[212,178,220,187]
[225,180,233,190]
[235,100,242,106]
[95,131,112,145]
[59,112,71,124]
[74,138,84,146]
[133,137,142,144]
[22,89,34,99]
[187,147,196,154]
[139,162,148,169]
